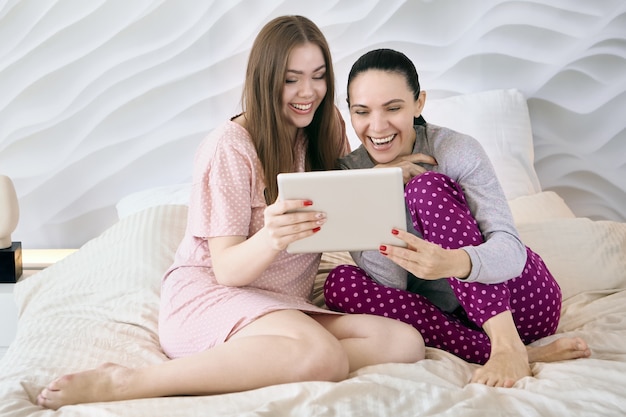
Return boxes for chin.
[287,114,314,129]
[363,147,392,164]
[368,152,393,165]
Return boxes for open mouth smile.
[291,103,313,112]
[369,134,396,145]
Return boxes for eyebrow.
[350,98,405,109]
[286,64,326,75]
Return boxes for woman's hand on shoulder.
[376,153,437,184]
[262,199,327,251]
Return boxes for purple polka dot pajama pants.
[324,172,562,364]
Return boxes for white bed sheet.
[1,204,625,416]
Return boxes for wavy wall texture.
[1,0,624,248]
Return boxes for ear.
[415,90,426,117]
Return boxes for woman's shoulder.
[419,123,492,179]
[423,123,474,142]
[193,119,257,169]
[214,118,251,139]
[337,145,374,169]
[200,120,254,152]
[423,123,487,156]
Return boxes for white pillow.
[423,89,542,200]
[508,191,575,224]
[116,183,191,218]
[517,218,626,300]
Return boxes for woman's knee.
[324,264,366,310]
[325,265,363,287]
[405,171,453,196]
[405,172,477,244]
[367,317,426,363]
[231,310,350,383]
[389,319,426,362]
[292,331,350,382]
[405,171,464,209]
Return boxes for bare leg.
[38,310,346,410]
[313,313,425,371]
[37,310,424,410]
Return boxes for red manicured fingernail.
[391,229,399,235]
[379,245,387,252]
[313,227,321,233]
[304,200,313,206]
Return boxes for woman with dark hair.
[324,48,590,388]
[37,21,424,410]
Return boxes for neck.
[401,127,417,156]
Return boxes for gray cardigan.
[338,123,527,312]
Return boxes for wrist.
[258,226,285,253]
[452,248,472,280]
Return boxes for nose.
[370,111,388,132]
[298,78,314,98]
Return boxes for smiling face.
[348,70,425,164]
[281,43,327,131]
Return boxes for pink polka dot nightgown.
[158,121,337,359]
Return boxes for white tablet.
[277,167,407,253]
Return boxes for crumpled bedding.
[1,205,624,417]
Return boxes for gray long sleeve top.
[338,123,527,312]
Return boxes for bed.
[1,89,625,416]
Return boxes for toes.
[47,377,64,391]
[502,378,516,388]
[568,338,591,359]
[37,391,52,408]
[470,369,498,387]
[575,347,592,359]
[470,370,484,385]
[574,339,591,355]
[469,363,525,388]
[483,375,503,388]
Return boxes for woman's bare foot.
[470,342,531,388]
[37,363,136,410]
[527,336,591,363]
[471,311,534,387]
[470,337,591,388]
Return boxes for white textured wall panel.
[0,0,624,248]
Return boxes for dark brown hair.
[347,48,426,125]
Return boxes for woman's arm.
[209,198,326,287]
[432,131,527,283]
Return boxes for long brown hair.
[242,15,344,203]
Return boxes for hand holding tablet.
[277,167,407,253]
